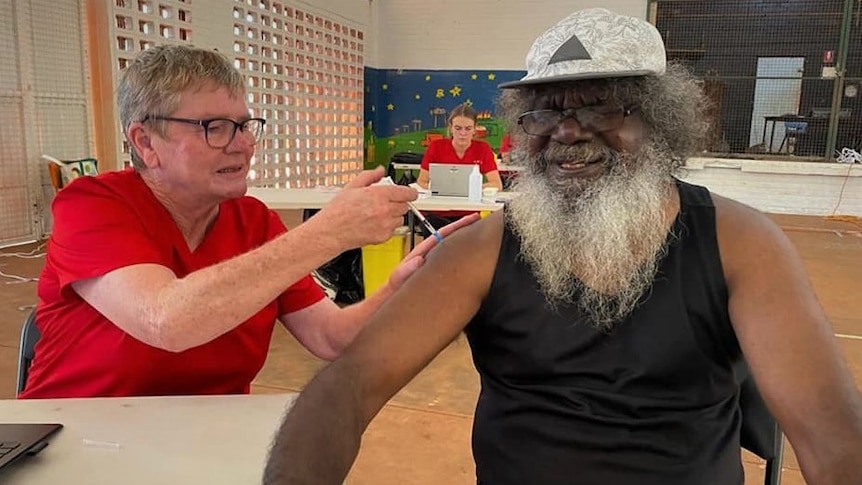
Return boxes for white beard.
[508,143,677,330]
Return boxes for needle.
[407,202,444,243]
[379,176,443,243]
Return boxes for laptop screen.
[429,163,473,197]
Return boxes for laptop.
[0,423,63,472]
[429,163,473,197]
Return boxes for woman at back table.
[417,103,503,191]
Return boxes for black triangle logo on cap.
[548,35,592,65]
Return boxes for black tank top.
[465,180,744,485]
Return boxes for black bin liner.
[386,152,422,185]
[303,209,364,305]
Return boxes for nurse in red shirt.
[417,103,503,191]
[20,45,475,399]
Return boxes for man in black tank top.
[263,8,862,485]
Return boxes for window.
[160,25,174,39]
[137,0,152,14]
[139,20,154,35]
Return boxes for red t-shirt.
[20,169,325,399]
[420,138,498,174]
[500,134,513,155]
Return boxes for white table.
[247,186,505,212]
[246,186,339,210]
[0,393,296,484]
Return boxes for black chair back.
[736,360,784,485]
[16,309,41,395]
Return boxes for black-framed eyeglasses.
[517,105,639,137]
[142,116,267,148]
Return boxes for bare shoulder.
[711,193,798,284]
[712,192,782,238]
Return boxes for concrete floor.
[1,211,861,485]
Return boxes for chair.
[736,360,784,485]
[778,122,808,155]
[42,155,99,193]
[16,309,41,395]
[46,162,64,192]
[387,152,422,186]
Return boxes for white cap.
[499,8,666,89]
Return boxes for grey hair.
[496,63,711,171]
[117,45,245,170]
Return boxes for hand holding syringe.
[378,176,443,243]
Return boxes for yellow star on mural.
[382,84,388,91]
[387,103,395,111]
[488,73,496,80]
[465,99,473,106]
[415,94,421,100]
[471,74,478,80]
[449,86,462,97]
[435,88,445,98]
[425,75,431,81]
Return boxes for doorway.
[749,57,805,153]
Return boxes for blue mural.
[364,68,525,138]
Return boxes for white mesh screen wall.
[234,1,365,188]
[109,0,196,168]
[107,0,365,188]
[0,0,92,246]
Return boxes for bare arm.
[483,170,503,190]
[417,168,430,189]
[279,214,481,360]
[717,196,862,485]
[481,142,503,190]
[262,212,504,485]
[73,168,416,352]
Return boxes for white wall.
[373,0,649,69]
[682,158,862,217]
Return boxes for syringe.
[379,177,443,243]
